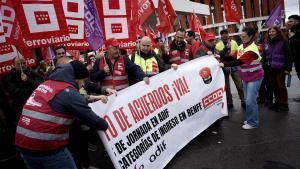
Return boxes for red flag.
[137,25,145,37]
[96,0,138,49]
[189,13,207,40]
[138,0,155,25]
[0,0,35,75]
[223,0,240,23]
[62,0,90,50]
[156,0,177,34]
[66,50,80,60]
[144,24,157,47]
[13,0,70,48]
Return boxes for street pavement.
[91,70,300,169]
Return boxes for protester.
[90,38,149,91]
[219,26,264,129]
[264,27,292,112]
[195,32,217,57]
[3,56,44,125]
[287,15,300,102]
[169,28,192,64]
[186,31,200,58]
[15,60,108,169]
[130,36,169,76]
[54,45,73,65]
[216,29,245,109]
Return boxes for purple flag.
[265,3,282,28]
[47,46,55,60]
[84,0,104,51]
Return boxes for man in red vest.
[90,38,149,91]
[15,60,108,169]
[169,28,192,65]
[195,32,217,57]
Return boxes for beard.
[175,41,186,51]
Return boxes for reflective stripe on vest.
[240,64,263,72]
[22,109,73,125]
[16,126,69,141]
[237,42,263,75]
[103,75,128,81]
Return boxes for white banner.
[90,56,228,169]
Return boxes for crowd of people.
[0,14,299,169]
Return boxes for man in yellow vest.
[216,30,245,109]
[129,36,172,84]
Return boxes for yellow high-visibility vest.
[215,40,239,54]
[129,53,159,76]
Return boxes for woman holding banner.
[219,26,264,130]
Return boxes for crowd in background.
[0,14,299,169]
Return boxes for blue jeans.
[20,148,77,169]
[243,78,263,127]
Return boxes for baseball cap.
[204,33,216,41]
[105,38,120,47]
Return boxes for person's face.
[55,48,66,59]
[107,45,119,58]
[205,39,216,48]
[269,28,278,39]
[287,18,299,29]
[175,31,185,44]
[164,44,170,53]
[140,40,152,54]
[241,32,252,44]
[76,78,86,88]
[221,33,229,43]
[90,56,96,63]
[14,57,26,71]
[186,35,193,44]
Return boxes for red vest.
[99,55,129,91]
[169,47,191,65]
[15,80,75,151]
[199,44,210,53]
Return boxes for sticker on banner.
[23,4,60,33]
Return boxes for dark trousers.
[69,122,90,169]
[224,71,245,105]
[269,70,288,105]
[259,66,274,104]
[295,59,300,81]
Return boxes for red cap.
[204,33,216,41]
[105,38,120,47]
